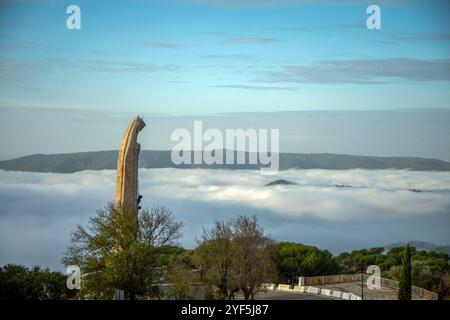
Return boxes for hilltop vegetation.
[386,241,450,255]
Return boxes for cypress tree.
[398,244,412,300]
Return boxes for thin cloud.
[76,59,181,73]
[222,37,281,45]
[203,54,255,60]
[335,22,365,29]
[167,80,192,84]
[385,33,450,42]
[144,41,183,49]
[0,58,182,79]
[176,0,407,9]
[0,37,107,55]
[262,58,450,84]
[208,84,298,91]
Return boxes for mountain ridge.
[1,150,450,173]
[386,241,450,255]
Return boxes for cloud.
[62,59,181,74]
[384,33,450,42]
[335,22,365,29]
[0,40,107,55]
[175,0,407,9]
[0,58,181,83]
[141,168,450,221]
[203,54,255,60]
[0,59,46,85]
[144,41,183,49]
[261,58,450,84]
[207,84,298,91]
[0,168,449,269]
[222,37,281,45]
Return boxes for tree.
[276,242,340,284]
[440,272,450,300]
[232,215,276,300]
[166,252,199,300]
[193,215,276,300]
[398,244,412,300]
[62,203,183,300]
[0,264,74,300]
[193,220,239,300]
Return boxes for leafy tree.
[155,246,187,267]
[166,251,200,300]
[0,264,74,300]
[384,247,449,299]
[336,246,420,274]
[62,203,183,300]
[398,244,412,300]
[276,242,340,284]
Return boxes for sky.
[1,108,450,162]
[1,168,449,270]
[0,0,449,113]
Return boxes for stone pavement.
[315,281,425,300]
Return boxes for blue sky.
[0,0,449,113]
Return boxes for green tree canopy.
[275,242,340,284]
[62,203,183,300]
[0,264,74,300]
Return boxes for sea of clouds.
[0,168,449,270]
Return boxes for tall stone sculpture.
[115,116,146,215]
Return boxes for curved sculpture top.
[115,116,146,214]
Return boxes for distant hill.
[386,241,450,255]
[1,150,450,173]
[264,179,298,186]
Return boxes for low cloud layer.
[0,168,449,270]
[142,168,450,220]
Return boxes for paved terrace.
[302,274,437,300]
[315,281,425,300]
[236,290,337,300]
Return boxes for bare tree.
[193,221,239,299]
[194,215,275,300]
[232,215,275,300]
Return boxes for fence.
[302,273,438,300]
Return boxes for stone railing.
[303,274,361,286]
[301,274,438,300]
[261,283,361,300]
